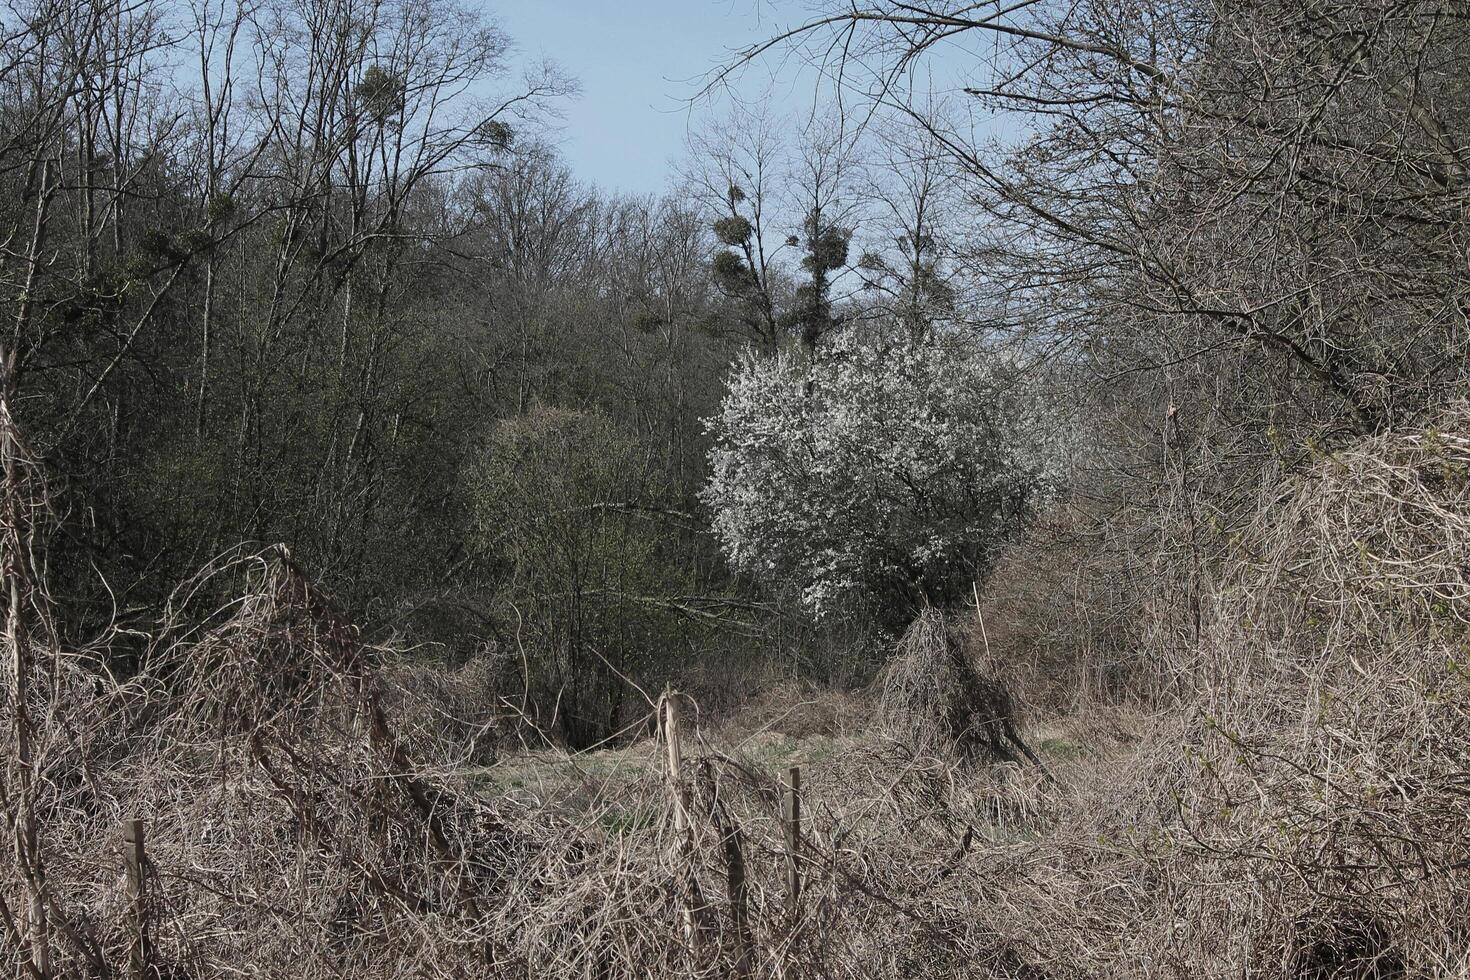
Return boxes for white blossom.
[702,335,1056,621]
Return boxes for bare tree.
[854,113,962,343]
[684,103,789,354]
[721,0,1470,433]
[783,113,860,351]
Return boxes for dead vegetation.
[2,406,1470,979]
[942,403,1470,978]
[0,540,1086,979]
[1158,405,1470,976]
[0,460,1075,980]
[878,609,1043,768]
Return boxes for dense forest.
[2,0,1469,977]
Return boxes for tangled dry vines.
[0,480,1075,978]
[1166,407,1470,976]
[2,404,1469,979]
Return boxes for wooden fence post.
[665,694,687,833]
[123,818,148,980]
[703,763,752,980]
[784,765,801,912]
[663,693,701,954]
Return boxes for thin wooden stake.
[664,694,687,833]
[663,692,700,954]
[123,818,147,980]
[704,763,751,980]
[784,765,801,911]
[972,580,991,666]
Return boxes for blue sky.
[492,1,782,196]
[490,2,1019,198]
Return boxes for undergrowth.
[1,408,1469,978]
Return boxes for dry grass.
[3,406,1470,978]
[950,403,1470,979]
[0,532,1100,979]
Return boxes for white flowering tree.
[703,336,1053,624]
